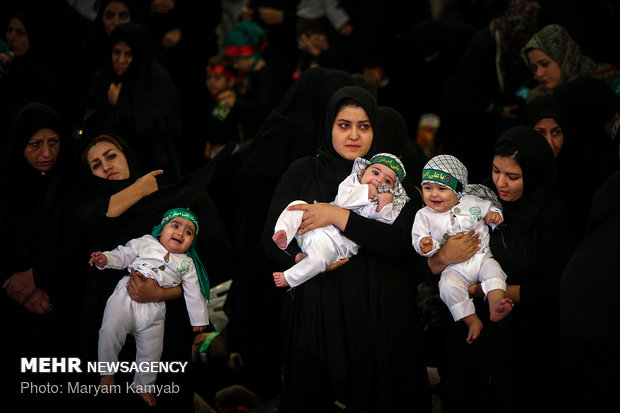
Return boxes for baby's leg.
[478,257,513,322]
[438,270,475,322]
[98,290,133,383]
[487,289,513,322]
[132,307,165,406]
[273,200,307,249]
[462,314,483,344]
[100,374,115,389]
[281,230,340,288]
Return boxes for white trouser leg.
[478,255,507,295]
[274,200,307,249]
[284,229,341,287]
[439,269,475,321]
[98,289,134,375]
[132,302,166,386]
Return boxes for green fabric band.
[422,169,460,191]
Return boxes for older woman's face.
[24,128,60,172]
[527,49,562,90]
[103,1,131,36]
[111,40,133,76]
[86,140,130,180]
[331,105,373,160]
[6,17,29,57]
[492,156,524,202]
[533,117,564,158]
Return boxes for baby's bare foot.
[490,298,514,322]
[138,391,156,406]
[273,230,287,249]
[273,272,289,288]
[99,375,114,391]
[463,314,483,344]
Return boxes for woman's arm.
[427,230,481,275]
[106,170,163,217]
[126,269,183,302]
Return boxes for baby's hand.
[89,252,107,267]
[0,52,13,65]
[376,192,393,212]
[367,183,378,199]
[193,325,207,332]
[485,211,503,225]
[419,237,433,255]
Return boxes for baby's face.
[360,163,396,189]
[422,182,458,213]
[159,217,196,254]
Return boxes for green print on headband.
[370,154,406,182]
[422,169,460,191]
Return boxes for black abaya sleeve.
[262,158,313,269]
[343,201,417,259]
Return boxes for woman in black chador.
[83,21,182,185]
[262,86,432,412]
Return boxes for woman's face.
[6,17,29,57]
[111,40,133,76]
[24,128,61,172]
[86,140,130,180]
[492,156,524,202]
[533,117,564,158]
[331,105,373,160]
[102,1,131,36]
[527,49,562,90]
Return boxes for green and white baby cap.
[421,154,468,196]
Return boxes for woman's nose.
[39,142,51,158]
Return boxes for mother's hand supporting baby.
[427,230,481,275]
[288,201,350,235]
[127,268,182,303]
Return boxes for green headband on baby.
[421,169,460,192]
[369,153,406,182]
[152,208,210,299]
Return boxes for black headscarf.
[1,103,63,275]
[494,125,555,232]
[315,85,378,200]
[0,10,64,127]
[83,22,180,182]
[375,105,427,196]
[77,0,143,80]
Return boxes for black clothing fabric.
[559,170,620,412]
[75,134,233,412]
[75,0,144,115]
[83,22,182,184]
[439,126,578,413]
[221,68,356,401]
[0,102,85,410]
[521,95,589,237]
[552,77,620,194]
[0,9,64,132]
[262,86,432,412]
[235,63,281,142]
[435,25,523,184]
[375,105,428,194]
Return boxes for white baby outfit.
[275,172,401,288]
[97,234,209,385]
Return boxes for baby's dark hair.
[81,133,124,166]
